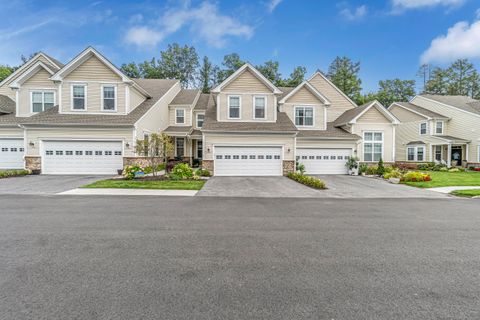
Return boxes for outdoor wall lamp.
[29,141,35,147]
[287,148,291,153]
[125,142,130,148]
[207,147,211,153]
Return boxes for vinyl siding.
[18,68,57,117]
[135,82,181,138]
[394,120,438,161]
[26,127,135,157]
[308,73,356,122]
[129,87,146,111]
[280,86,327,130]
[169,106,192,126]
[389,104,427,122]
[0,127,23,138]
[203,133,295,161]
[217,92,276,122]
[66,55,121,81]
[410,96,480,163]
[351,123,395,162]
[223,69,271,93]
[193,111,205,129]
[356,107,391,123]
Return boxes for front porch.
[429,136,471,167]
[166,131,203,168]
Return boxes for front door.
[451,146,462,165]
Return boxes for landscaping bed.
[450,189,480,198]
[403,171,480,188]
[287,172,326,189]
[0,169,30,179]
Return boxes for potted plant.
[345,156,359,175]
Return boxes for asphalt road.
[1,195,479,320]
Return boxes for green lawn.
[403,171,480,188]
[450,189,480,198]
[82,179,205,190]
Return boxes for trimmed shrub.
[196,168,211,177]
[359,163,368,175]
[383,168,402,179]
[0,169,30,179]
[401,171,431,182]
[123,165,143,180]
[448,168,460,172]
[365,165,378,175]
[171,163,194,179]
[377,158,385,176]
[439,167,448,172]
[296,162,306,174]
[166,160,188,172]
[287,172,326,189]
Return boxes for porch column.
[465,144,469,164]
[447,144,452,167]
[429,144,433,162]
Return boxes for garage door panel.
[42,141,123,174]
[214,146,282,176]
[0,139,24,169]
[297,148,351,175]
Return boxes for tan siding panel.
[390,105,427,122]
[282,103,325,130]
[351,123,395,162]
[65,55,122,81]
[129,87,146,111]
[357,107,390,123]
[223,69,271,93]
[286,87,319,104]
[18,68,57,117]
[217,93,275,122]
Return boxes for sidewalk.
[428,186,480,194]
[59,188,198,196]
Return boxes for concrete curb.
[428,186,480,194]
[58,188,198,196]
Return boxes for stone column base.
[202,160,214,173]
[123,157,164,168]
[283,160,295,176]
[25,156,41,172]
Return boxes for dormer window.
[102,85,116,111]
[419,122,427,135]
[435,121,444,134]
[31,91,54,113]
[254,96,266,119]
[196,113,204,128]
[72,85,86,110]
[176,109,185,124]
[228,96,240,119]
[295,106,314,127]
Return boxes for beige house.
[1,48,399,175]
[389,95,480,167]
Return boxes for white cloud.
[124,1,254,48]
[392,0,465,11]
[339,5,367,21]
[0,19,54,41]
[421,19,480,63]
[267,0,283,13]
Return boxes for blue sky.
[1,0,480,92]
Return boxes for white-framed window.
[419,122,427,135]
[407,145,426,161]
[196,140,203,159]
[196,113,204,128]
[72,85,86,110]
[253,96,266,119]
[435,145,442,162]
[175,137,185,157]
[228,95,241,119]
[435,121,444,134]
[363,131,383,162]
[101,85,116,111]
[176,109,185,124]
[31,91,55,113]
[295,106,314,127]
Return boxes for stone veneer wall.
[25,156,41,171]
[123,157,164,168]
[283,160,295,176]
[202,160,214,172]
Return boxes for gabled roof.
[9,61,56,89]
[389,101,449,120]
[308,71,358,108]
[333,100,399,127]
[211,63,282,94]
[20,79,178,127]
[170,89,200,105]
[418,94,480,116]
[432,135,470,144]
[297,122,361,140]
[0,52,63,87]
[193,93,213,111]
[0,94,22,126]
[278,80,331,105]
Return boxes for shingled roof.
[193,93,213,110]
[297,123,360,140]
[20,79,178,126]
[420,94,480,115]
[0,94,21,126]
[170,89,199,105]
[391,101,449,119]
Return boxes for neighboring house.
[0,47,180,173]
[201,64,399,176]
[389,94,480,167]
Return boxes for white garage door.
[214,146,282,176]
[0,139,24,169]
[42,141,123,174]
[296,148,351,175]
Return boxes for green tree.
[327,56,362,103]
[135,133,174,176]
[120,62,141,78]
[283,66,307,87]
[157,43,199,87]
[0,65,13,82]
[139,58,163,79]
[416,64,430,93]
[197,56,216,93]
[425,67,449,95]
[216,53,245,82]
[376,78,416,107]
[446,59,477,96]
[356,92,379,105]
[256,60,282,86]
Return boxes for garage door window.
[295,106,313,127]
[363,132,383,162]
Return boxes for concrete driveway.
[0,175,111,195]
[197,175,448,198]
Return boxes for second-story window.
[176,109,185,124]
[72,85,86,110]
[295,106,314,126]
[435,121,444,134]
[228,96,240,119]
[254,96,266,119]
[419,122,427,135]
[31,91,54,113]
[197,113,204,128]
[102,86,116,111]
